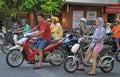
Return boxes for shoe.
[87,72,96,76]
[27,62,36,64]
[33,66,42,70]
[77,68,85,71]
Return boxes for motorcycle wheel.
[64,57,78,73]
[100,57,114,73]
[2,41,14,54]
[49,48,65,66]
[6,49,24,67]
[115,50,120,62]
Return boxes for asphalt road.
[0,51,120,77]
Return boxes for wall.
[66,0,118,4]
[62,4,103,29]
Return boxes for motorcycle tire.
[49,48,65,66]
[115,50,120,62]
[6,49,24,68]
[100,57,114,73]
[64,57,78,73]
[1,41,14,54]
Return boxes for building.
[61,0,120,29]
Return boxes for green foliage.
[41,0,66,15]
[0,0,8,10]
[10,9,17,19]
[0,0,66,18]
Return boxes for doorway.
[107,14,116,23]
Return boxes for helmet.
[80,18,87,23]
[54,17,59,22]
[22,19,27,23]
[106,23,111,26]
[46,18,51,21]
[115,19,120,23]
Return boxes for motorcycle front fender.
[9,45,23,52]
[67,56,79,62]
[101,55,114,63]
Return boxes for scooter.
[64,36,114,73]
[6,31,70,68]
[1,29,22,54]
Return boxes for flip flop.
[33,66,42,70]
[77,68,85,71]
[87,72,96,76]
[27,62,36,64]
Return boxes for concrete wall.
[66,0,118,4]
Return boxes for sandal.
[77,68,85,71]
[33,66,42,70]
[87,72,96,76]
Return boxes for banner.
[106,4,120,13]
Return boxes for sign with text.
[106,4,120,13]
[72,11,84,28]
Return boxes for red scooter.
[6,32,66,67]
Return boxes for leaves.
[0,0,66,18]
[41,0,66,15]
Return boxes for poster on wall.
[72,11,84,28]
[87,11,97,25]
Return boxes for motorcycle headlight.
[71,44,80,53]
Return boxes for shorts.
[93,42,103,53]
[114,38,120,43]
[36,38,49,51]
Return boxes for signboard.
[72,11,84,28]
[106,4,120,13]
[87,11,97,25]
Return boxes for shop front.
[105,4,120,23]
[61,4,104,29]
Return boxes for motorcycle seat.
[48,39,60,45]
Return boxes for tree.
[41,0,66,15]
[0,0,66,19]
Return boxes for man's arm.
[32,30,45,37]
[31,26,37,32]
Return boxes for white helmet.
[80,18,87,23]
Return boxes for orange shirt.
[111,24,120,38]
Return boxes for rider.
[51,16,63,40]
[78,18,87,37]
[31,14,51,69]
[105,23,111,34]
[79,17,106,75]
[111,19,120,48]
[12,20,20,30]
[17,19,31,33]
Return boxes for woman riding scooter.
[79,17,106,75]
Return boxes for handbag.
[89,41,96,49]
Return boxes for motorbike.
[1,29,15,54]
[1,29,23,54]
[0,31,4,45]
[104,33,120,62]
[64,36,114,73]
[60,30,83,57]
[6,31,72,68]
[116,48,120,62]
